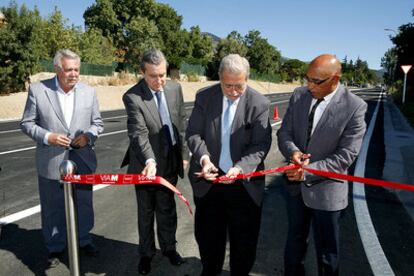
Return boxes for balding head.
[306,54,342,99]
[309,54,341,76]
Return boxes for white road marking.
[0,184,108,225]
[0,130,127,155]
[353,91,394,275]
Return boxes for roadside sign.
[401,65,412,74]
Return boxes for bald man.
[277,54,367,276]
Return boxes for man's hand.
[195,159,219,181]
[285,151,310,181]
[71,134,90,149]
[48,133,71,148]
[183,160,189,170]
[142,161,157,178]
[218,166,241,184]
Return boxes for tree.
[207,31,248,80]
[244,30,281,75]
[0,2,44,93]
[187,26,213,66]
[124,16,161,72]
[381,48,398,87]
[79,28,115,65]
[42,8,81,57]
[280,59,307,82]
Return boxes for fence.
[179,62,206,76]
[250,69,282,83]
[39,60,116,76]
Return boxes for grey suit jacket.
[277,85,367,211]
[20,77,104,180]
[122,79,189,178]
[186,84,272,206]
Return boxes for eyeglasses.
[304,75,333,85]
[222,83,246,92]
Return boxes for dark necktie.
[306,98,324,147]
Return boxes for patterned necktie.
[306,98,324,147]
[155,91,175,147]
[219,99,234,172]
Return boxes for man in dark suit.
[20,49,104,267]
[122,49,189,275]
[186,54,272,276]
[277,54,367,276]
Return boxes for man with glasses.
[277,54,367,276]
[186,54,271,275]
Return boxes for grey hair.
[140,48,168,71]
[219,54,250,79]
[53,49,80,69]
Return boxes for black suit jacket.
[122,79,189,179]
[186,84,272,205]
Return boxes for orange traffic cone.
[273,105,280,121]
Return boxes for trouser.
[284,193,341,276]
[38,176,94,253]
[135,175,178,257]
[194,182,262,276]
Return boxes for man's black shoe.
[163,250,185,266]
[138,256,152,275]
[47,251,63,268]
[80,243,99,257]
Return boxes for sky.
[6,0,413,70]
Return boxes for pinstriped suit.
[122,78,189,257]
[20,77,103,252]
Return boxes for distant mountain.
[203,32,221,48]
[373,68,385,78]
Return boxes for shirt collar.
[323,83,340,103]
[55,76,77,95]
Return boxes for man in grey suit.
[277,54,367,276]
[122,49,189,275]
[186,54,272,276]
[20,49,104,267]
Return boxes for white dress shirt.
[309,84,339,135]
[43,77,76,145]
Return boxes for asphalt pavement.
[0,89,413,275]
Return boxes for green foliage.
[0,2,43,93]
[281,59,307,82]
[207,31,248,80]
[245,30,281,75]
[186,72,199,82]
[124,16,161,72]
[79,28,115,65]
[250,68,282,83]
[341,56,378,86]
[188,26,214,66]
[42,8,81,58]
[83,0,213,71]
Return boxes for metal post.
[59,160,80,276]
[403,73,407,105]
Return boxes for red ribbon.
[62,174,193,215]
[215,164,414,191]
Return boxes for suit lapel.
[140,81,162,128]
[212,87,224,144]
[164,84,176,124]
[44,78,69,130]
[312,85,344,136]
[69,87,80,130]
[232,90,247,134]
